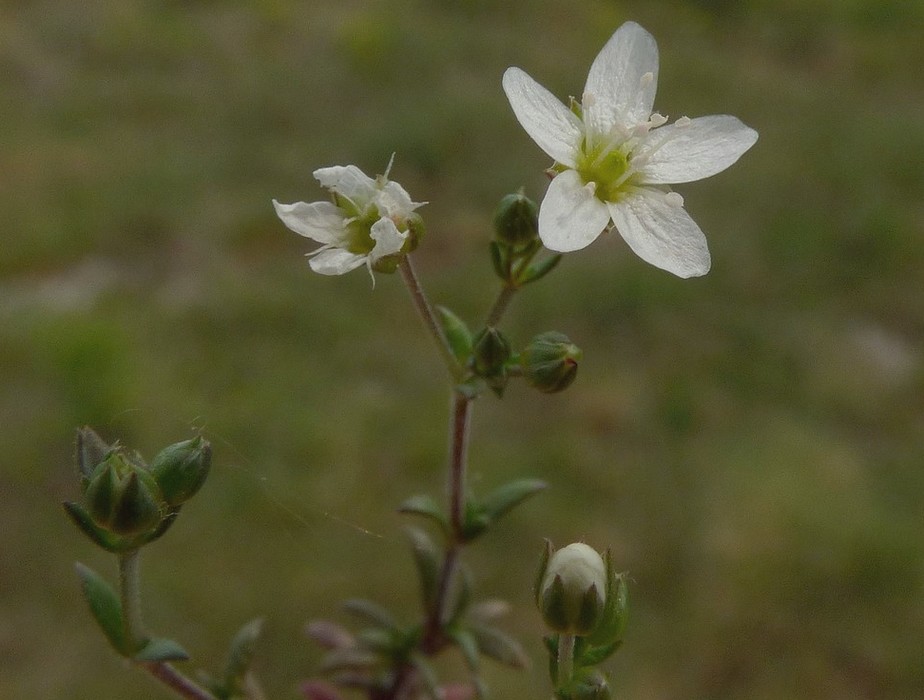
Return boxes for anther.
[665,192,684,207]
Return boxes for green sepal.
[64,502,124,552]
[436,306,474,364]
[467,623,529,669]
[74,562,129,655]
[541,575,570,632]
[397,495,449,538]
[149,435,212,507]
[405,527,441,610]
[76,426,114,485]
[534,539,553,607]
[518,253,562,285]
[343,599,398,632]
[574,637,622,668]
[584,558,628,648]
[134,637,190,662]
[479,479,546,526]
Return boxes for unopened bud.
[493,192,538,250]
[149,435,212,507]
[538,543,607,635]
[85,453,164,536]
[521,332,581,393]
[471,326,511,378]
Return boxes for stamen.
[639,72,654,89]
[382,152,396,179]
[649,112,668,128]
[674,116,691,128]
[582,91,596,108]
[665,192,684,207]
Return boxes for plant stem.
[118,549,145,651]
[558,633,575,686]
[484,284,518,328]
[118,550,219,700]
[398,255,465,382]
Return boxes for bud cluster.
[490,192,561,287]
[64,427,211,552]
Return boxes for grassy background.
[2,0,923,698]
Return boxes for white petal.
[584,22,659,132]
[502,67,583,167]
[376,180,423,218]
[368,218,408,262]
[273,199,347,245]
[608,188,710,278]
[538,169,611,252]
[308,247,367,275]
[639,115,758,184]
[314,165,377,204]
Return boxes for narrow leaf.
[410,653,442,700]
[222,617,264,687]
[342,599,397,631]
[448,628,480,671]
[134,637,190,662]
[397,495,449,537]
[318,648,380,674]
[518,253,562,285]
[489,241,510,281]
[306,620,355,650]
[468,623,529,669]
[436,306,474,363]
[405,527,442,610]
[74,562,128,655]
[479,479,547,523]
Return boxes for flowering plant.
[64,21,755,700]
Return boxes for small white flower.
[273,157,425,280]
[503,22,758,277]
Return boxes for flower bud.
[471,326,511,378]
[84,453,164,536]
[149,435,212,507]
[403,211,426,252]
[538,543,606,635]
[520,332,581,393]
[493,192,538,250]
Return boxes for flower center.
[576,142,634,203]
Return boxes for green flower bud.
[493,192,539,250]
[538,543,606,635]
[521,332,582,393]
[84,453,164,536]
[149,435,212,507]
[403,211,426,252]
[471,326,511,378]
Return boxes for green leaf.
[63,502,123,552]
[534,539,553,606]
[134,637,190,662]
[409,654,441,700]
[74,562,128,655]
[448,628,479,671]
[221,618,263,690]
[436,306,474,363]
[445,563,473,625]
[468,623,529,669]
[318,648,380,674]
[405,527,442,610]
[518,253,562,285]
[479,479,547,524]
[574,638,622,668]
[397,495,449,537]
[343,599,398,631]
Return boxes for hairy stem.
[118,550,145,651]
[118,550,219,700]
[398,255,465,381]
[484,284,518,329]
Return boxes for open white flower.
[503,22,758,277]
[273,158,425,280]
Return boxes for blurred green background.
[2,0,923,698]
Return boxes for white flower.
[273,158,425,280]
[502,22,758,278]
